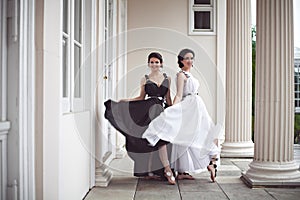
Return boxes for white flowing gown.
[142,71,221,173]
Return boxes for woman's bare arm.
[173,72,186,105]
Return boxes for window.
[189,0,216,35]
[295,59,300,113]
[62,0,83,113]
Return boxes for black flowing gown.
[104,73,172,178]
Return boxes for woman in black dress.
[104,52,173,180]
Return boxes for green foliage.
[295,115,300,144]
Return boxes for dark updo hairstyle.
[148,52,163,67]
[177,48,195,68]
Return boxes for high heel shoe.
[164,169,176,185]
[207,158,218,182]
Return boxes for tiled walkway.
[85,145,300,200]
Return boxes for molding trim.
[90,0,96,188]
[216,0,226,143]
[0,0,8,121]
[0,121,10,200]
[19,0,36,199]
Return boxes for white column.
[0,0,7,121]
[222,0,254,157]
[242,0,300,187]
[94,0,113,187]
[115,0,127,159]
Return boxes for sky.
[251,0,300,48]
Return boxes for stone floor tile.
[219,183,275,200]
[217,170,241,176]
[216,176,243,184]
[136,178,178,191]
[178,179,221,192]
[219,165,241,171]
[180,191,229,200]
[84,147,300,200]
[104,177,138,190]
[232,160,252,171]
[265,188,300,200]
[84,189,135,200]
[220,158,234,165]
[135,191,181,200]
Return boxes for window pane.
[194,0,211,4]
[105,0,108,27]
[63,37,68,97]
[74,44,81,98]
[74,0,82,42]
[63,0,68,33]
[194,11,211,29]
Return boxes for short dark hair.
[177,48,195,68]
[148,52,163,64]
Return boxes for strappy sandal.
[144,174,162,181]
[177,172,195,180]
[207,158,218,182]
[164,170,176,185]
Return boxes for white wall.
[126,0,226,121]
[60,112,91,199]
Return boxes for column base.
[95,164,113,187]
[221,141,254,157]
[115,147,126,159]
[241,161,300,188]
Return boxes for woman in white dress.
[142,48,221,183]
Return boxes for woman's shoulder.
[176,71,188,78]
[162,72,170,79]
[140,76,147,85]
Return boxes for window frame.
[295,59,300,113]
[188,0,216,35]
[61,0,84,113]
